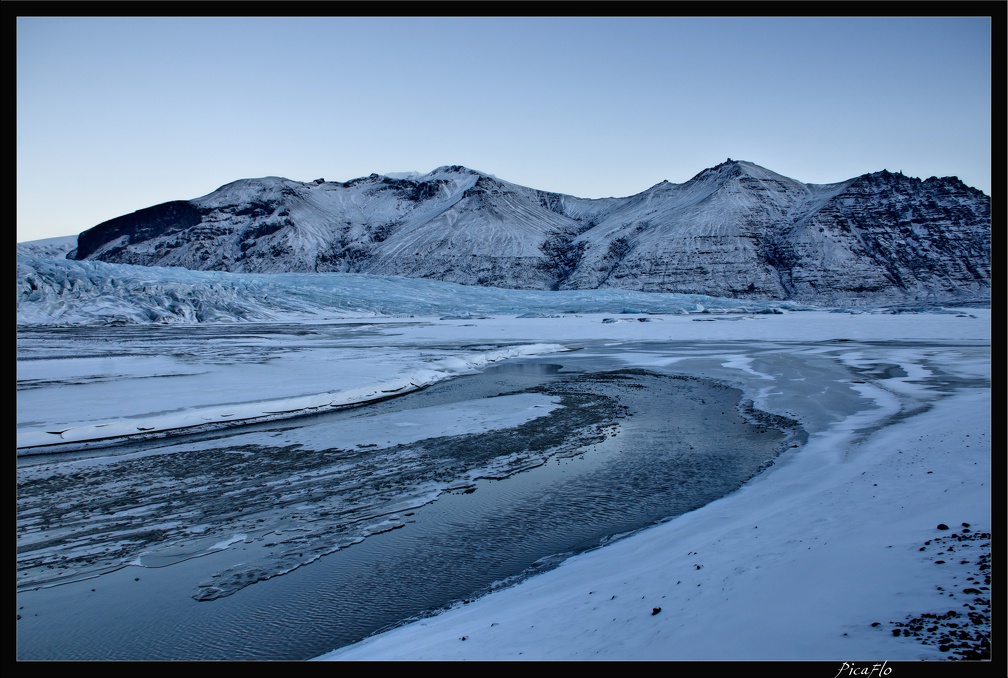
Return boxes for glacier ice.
[17,249,803,326]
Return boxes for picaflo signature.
[835,662,892,678]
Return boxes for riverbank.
[17,308,991,662]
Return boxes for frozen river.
[16,314,987,660]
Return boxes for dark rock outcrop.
[68,161,991,305]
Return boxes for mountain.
[66,160,991,305]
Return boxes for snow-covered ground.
[16,245,991,662]
[318,330,991,661]
[309,310,991,662]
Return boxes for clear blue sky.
[16,15,993,242]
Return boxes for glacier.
[18,241,807,327]
[15,234,990,662]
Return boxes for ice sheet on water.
[16,337,570,452]
[17,252,802,326]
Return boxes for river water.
[17,337,804,661]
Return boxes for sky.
[15,14,994,243]
[15,248,992,659]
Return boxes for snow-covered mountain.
[65,160,991,305]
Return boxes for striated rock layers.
[69,160,990,305]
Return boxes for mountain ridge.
[67,160,991,305]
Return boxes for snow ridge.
[61,160,991,305]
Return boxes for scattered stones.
[882,526,990,660]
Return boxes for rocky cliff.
[68,160,991,305]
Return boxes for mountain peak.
[688,158,755,182]
[380,171,425,181]
[61,160,990,306]
[427,165,485,178]
[684,159,800,189]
